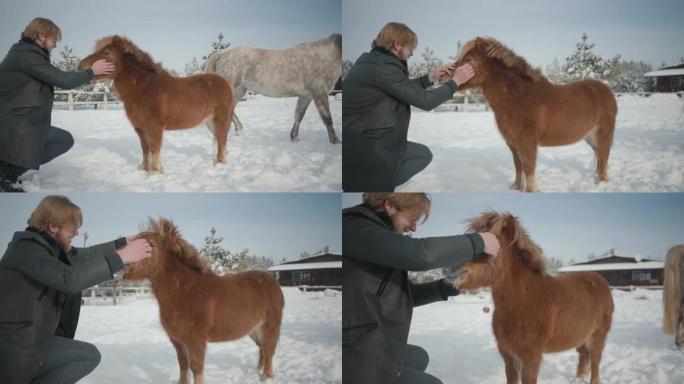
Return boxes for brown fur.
[123,218,284,383]
[448,37,618,192]
[663,244,684,347]
[452,211,614,384]
[79,36,236,173]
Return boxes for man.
[343,22,475,192]
[343,193,500,383]
[0,17,115,192]
[0,195,152,383]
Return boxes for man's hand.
[479,232,500,257]
[451,63,474,86]
[91,59,116,76]
[428,63,456,82]
[117,238,152,264]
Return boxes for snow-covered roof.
[643,69,684,77]
[268,261,342,271]
[558,261,664,273]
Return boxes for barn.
[644,63,684,92]
[558,255,664,287]
[268,253,342,290]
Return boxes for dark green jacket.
[342,49,457,192]
[0,38,93,169]
[342,204,484,383]
[0,229,125,383]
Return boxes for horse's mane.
[467,210,548,274]
[95,35,165,73]
[142,217,210,274]
[459,37,546,82]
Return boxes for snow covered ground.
[409,288,684,384]
[20,96,341,192]
[76,288,341,384]
[398,93,684,192]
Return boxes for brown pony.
[662,244,684,347]
[123,218,284,384]
[447,37,618,192]
[452,211,614,384]
[79,36,236,173]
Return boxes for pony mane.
[459,37,546,82]
[143,217,210,274]
[95,35,165,73]
[466,210,547,274]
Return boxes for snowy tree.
[545,257,564,275]
[52,45,80,72]
[610,60,652,92]
[199,227,232,274]
[409,46,444,79]
[545,58,570,84]
[562,33,619,83]
[447,40,463,63]
[185,32,231,76]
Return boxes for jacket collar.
[18,36,50,56]
[343,203,395,231]
[371,46,408,70]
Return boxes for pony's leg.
[518,142,539,192]
[290,96,312,142]
[506,143,524,191]
[232,86,247,134]
[134,127,150,171]
[212,110,230,164]
[311,92,340,144]
[520,353,542,384]
[259,313,282,379]
[595,115,615,183]
[498,348,520,384]
[588,329,609,384]
[576,344,590,380]
[171,339,190,384]
[249,328,265,374]
[147,128,164,174]
[186,340,207,384]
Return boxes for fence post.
[68,91,74,111]
[103,91,108,110]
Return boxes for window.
[631,270,651,282]
[293,270,312,282]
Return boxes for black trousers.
[395,344,442,384]
[395,142,433,188]
[32,336,101,384]
[0,126,74,182]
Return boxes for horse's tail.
[205,53,221,74]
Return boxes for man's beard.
[55,234,72,252]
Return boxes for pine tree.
[545,58,570,84]
[52,45,80,72]
[562,33,619,82]
[342,59,353,80]
[184,57,202,76]
[202,32,231,70]
[199,227,232,274]
[409,46,444,79]
[610,60,652,92]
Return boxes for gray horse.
[206,34,342,144]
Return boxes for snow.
[19,95,341,192]
[268,261,342,271]
[558,261,664,272]
[409,289,684,384]
[644,69,684,77]
[76,287,341,384]
[398,93,684,192]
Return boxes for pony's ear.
[475,36,490,52]
[467,210,500,233]
[504,215,547,274]
[156,217,210,274]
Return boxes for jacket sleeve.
[18,50,93,90]
[374,63,457,111]
[343,216,484,271]
[410,279,447,307]
[6,239,122,294]
[409,74,432,89]
[71,238,126,273]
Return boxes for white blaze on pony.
[206,34,342,144]
[123,218,284,384]
[447,37,618,192]
[452,211,614,384]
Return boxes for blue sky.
[0,0,341,72]
[343,0,684,69]
[0,193,341,263]
[343,193,684,264]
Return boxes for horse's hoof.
[509,182,523,191]
[330,137,341,144]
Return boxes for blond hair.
[372,22,417,51]
[21,17,62,42]
[27,195,82,231]
[363,192,431,223]
[663,245,684,334]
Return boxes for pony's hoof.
[330,137,341,144]
[137,163,147,171]
[509,182,523,191]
